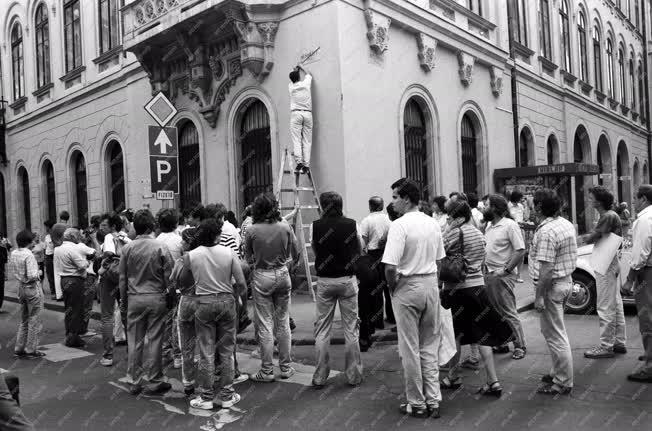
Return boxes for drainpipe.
[506,0,521,168]
[643,1,652,182]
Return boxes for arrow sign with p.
[148,126,178,156]
[148,125,179,194]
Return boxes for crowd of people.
[2,178,652,426]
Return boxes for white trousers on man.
[290,111,313,167]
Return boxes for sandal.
[477,381,502,398]
[440,376,462,390]
[512,347,526,360]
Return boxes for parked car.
[570,236,635,314]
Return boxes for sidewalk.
[2,267,536,346]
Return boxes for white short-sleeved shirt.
[484,217,525,272]
[382,211,446,276]
[102,231,131,254]
[157,231,184,262]
[289,74,313,111]
[360,212,391,251]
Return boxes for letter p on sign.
[157,160,171,182]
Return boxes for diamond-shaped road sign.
[145,92,177,127]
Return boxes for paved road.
[0,302,650,431]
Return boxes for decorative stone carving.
[457,51,475,86]
[416,33,437,72]
[364,10,391,54]
[234,21,278,78]
[257,22,279,76]
[489,66,504,97]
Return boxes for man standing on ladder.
[289,65,313,174]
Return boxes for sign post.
[145,92,179,208]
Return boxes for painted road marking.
[39,343,94,362]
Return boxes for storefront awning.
[494,163,600,179]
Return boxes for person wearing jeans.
[9,231,45,359]
[119,210,173,396]
[583,186,627,358]
[311,192,363,389]
[244,193,299,382]
[183,219,246,410]
[530,189,577,395]
[43,220,55,299]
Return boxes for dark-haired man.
[311,192,363,388]
[289,65,313,174]
[583,186,626,359]
[382,178,445,418]
[119,210,173,395]
[529,189,577,395]
[622,184,652,382]
[59,210,70,225]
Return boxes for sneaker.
[250,348,261,359]
[250,370,275,383]
[233,373,249,385]
[584,346,615,359]
[613,344,627,354]
[219,393,241,409]
[399,403,429,418]
[190,396,214,410]
[100,357,113,367]
[280,367,296,380]
[173,358,182,369]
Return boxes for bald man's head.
[369,196,384,212]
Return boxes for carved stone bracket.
[234,21,278,79]
[457,51,475,86]
[489,66,504,97]
[364,10,391,54]
[416,33,437,72]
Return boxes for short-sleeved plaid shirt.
[9,248,40,285]
[529,216,577,280]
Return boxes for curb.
[4,294,535,347]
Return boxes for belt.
[291,109,312,112]
[60,275,85,279]
[400,273,437,279]
[196,292,233,297]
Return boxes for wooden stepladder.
[275,148,322,300]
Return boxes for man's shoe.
[143,382,172,395]
[13,351,27,358]
[250,370,275,383]
[311,380,325,390]
[100,357,113,367]
[584,346,615,359]
[537,383,572,395]
[639,355,648,361]
[190,397,213,410]
[427,405,441,419]
[219,393,241,409]
[540,374,554,384]
[280,367,296,380]
[183,386,195,397]
[233,373,249,385]
[399,403,429,418]
[24,351,46,359]
[627,370,652,383]
[115,339,127,346]
[173,358,182,369]
[129,384,143,396]
[613,344,627,354]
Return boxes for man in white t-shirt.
[382,178,445,419]
[289,65,313,174]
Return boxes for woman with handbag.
[439,200,513,397]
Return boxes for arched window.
[539,0,552,59]
[629,54,636,111]
[178,122,201,210]
[35,4,51,89]
[633,160,641,190]
[18,167,31,231]
[606,39,615,98]
[461,114,478,195]
[240,100,273,209]
[515,0,528,46]
[546,135,559,164]
[597,135,612,188]
[404,99,429,198]
[617,141,630,204]
[578,11,588,81]
[11,23,25,101]
[638,61,645,116]
[42,160,56,222]
[573,127,591,234]
[107,141,125,212]
[0,174,6,236]
[593,26,603,92]
[64,0,82,72]
[99,0,119,54]
[71,152,88,228]
[519,127,533,167]
[618,47,626,105]
[635,0,640,29]
[467,0,482,16]
[559,0,572,72]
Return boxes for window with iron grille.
[178,122,202,210]
[240,100,272,210]
[461,114,478,195]
[19,167,31,231]
[403,99,429,200]
[64,0,82,72]
[108,141,126,212]
[11,23,25,100]
[99,0,119,54]
[0,173,6,236]
[607,39,615,97]
[73,152,88,228]
[43,160,56,223]
[618,47,626,105]
[35,4,51,88]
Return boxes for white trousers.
[290,111,313,167]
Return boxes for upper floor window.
[467,0,483,16]
[635,0,640,29]
[559,0,571,72]
[593,26,603,92]
[64,0,82,72]
[607,38,615,98]
[99,0,120,53]
[515,0,528,46]
[578,11,588,81]
[638,61,645,116]
[539,0,552,60]
[10,23,25,101]
[629,55,636,110]
[35,4,51,88]
[618,47,626,105]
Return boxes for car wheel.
[567,272,596,315]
